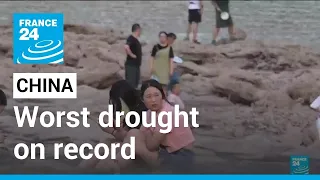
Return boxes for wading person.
[150,31,174,94]
[211,0,235,45]
[184,0,203,44]
[124,24,142,89]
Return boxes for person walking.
[124,23,142,89]
[184,0,203,44]
[211,0,235,45]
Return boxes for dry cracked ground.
[0,24,320,173]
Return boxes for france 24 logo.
[13,13,64,64]
[290,155,309,174]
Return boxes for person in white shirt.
[184,0,203,44]
[313,108,320,139]
[167,80,185,110]
[310,96,320,139]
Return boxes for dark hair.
[131,23,141,32]
[140,79,165,99]
[0,89,7,106]
[140,79,173,106]
[109,80,146,129]
[158,31,167,37]
[168,32,176,39]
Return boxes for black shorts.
[216,11,233,28]
[188,9,201,23]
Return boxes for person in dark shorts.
[211,0,235,45]
[0,89,7,114]
[124,23,142,89]
[184,0,203,44]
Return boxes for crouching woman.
[78,80,147,169]
[109,79,196,173]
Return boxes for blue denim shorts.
[159,147,195,173]
[168,71,180,91]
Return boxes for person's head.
[109,80,146,129]
[140,79,166,111]
[167,32,177,45]
[131,23,141,37]
[158,31,168,45]
[0,89,7,114]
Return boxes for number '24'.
[292,161,300,166]
[19,28,39,41]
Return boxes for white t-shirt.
[188,0,201,10]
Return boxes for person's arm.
[212,0,221,11]
[200,0,204,14]
[96,120,127,141]
[111,128,128,141]
[145,128,167,151]
[124,37,137,58]
[150,45,157,74]
[169,47,174,75]
[144,114,171,151]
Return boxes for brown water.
[2,1,320,47]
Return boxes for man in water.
[184,0,203,44]
[211,0,235,45]
[124,23,142,89]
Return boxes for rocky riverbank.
[0,24,320,173]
